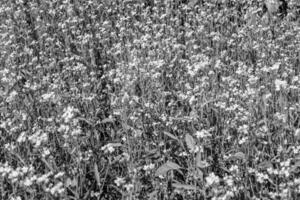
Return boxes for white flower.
[54,172,65,179]
[238,136,248,145]
[23,177,33,187]
[229,165,239,173]
[124,183,134,191]
[114,177,125,186]
[206,173,220,186]
[225,176,234,187]
[36,172,52,183]
[143,163,155,171]
[41,92,55,101]
[8,170,19,180]
[274,79,287,91]
[195,130,211,139]
[62,106,77,123]
[28,130,48,148]
[248,75,258,84]
[50,182,64,195]
[189,96,196,105]
[271,62,280,71]
[17,132,27,143]
[21,166,29,174]
[121,152,130,161]
[10,196,22,200]
[6,90,18,102]
[256,172,268,183]
[265,0,280,14]
[58,124,69,133]
[101,143,115,153]
[42,148,50,158]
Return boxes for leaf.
[188,0,198,8]
[258,161,273,170]
[196,151,202,166]
[163,131,180,141]
[193,168,204,182]
[148,190,158,200]
[196,151,210,168]
[94,163,101,187]
[155,161,182,176]
[110,143,122,147]
[229,152,246,162]
[197,160,210,169]
[291,161,300,172]
[65,177,77,187]
[185,134,196,152]
[100,118,115,124]
[172,183,197,190]
[143,149,161,160]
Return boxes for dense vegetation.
[0,0,299,199]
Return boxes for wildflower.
[58,124,69,133]
[10,196,22,200]
[6,90,18,102]
[206,173,220,186]
[238,136,248,145]
[238,124,249,134]
[124,183,134,192]
[229,165,239,173]
[62,106,77,123]
[224,175,234,187]
[143,163,155,171]
[179,152,188,157]
[28,130,48,148]
[189,96,196,105]
[54,172,65,179]
[256,172,269,183]
[248,75,259,84]
[71,128,82,136]
[101,143,115,153]
[23,177,33,187]
[280,159,291,167]
[274,79,287,91]
[114,177,125,186]
[195,130,211,139]
[8,170,19,181]
[49,182,64,195]
[36,172,52,184]
[271,62,280,71]
[41,91,55,101]
[42,148,50,158]
[120,152,130,162]
[17,132,27,143]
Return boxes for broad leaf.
[148,190,158,200]
[155,161,182,176]
[100,118,115,124]
[289,161,300,173]
[185,134,196,152]
[229,152,246,162]
[94,163,101,187]
[258,161,273,170]
[172,183,197,190]
[163,131,180,142]
[196,160,210,169]
[193,168,204,182]
[110,143,122,147]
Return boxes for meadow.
[0,0,299,199]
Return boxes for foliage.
[0,0,300,199]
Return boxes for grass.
[0,0,300,199]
